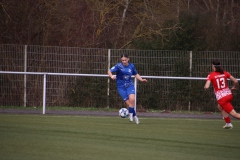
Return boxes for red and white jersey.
[206,71,232,100]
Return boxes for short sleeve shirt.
[110,62,138,88]
[206,71,232,100]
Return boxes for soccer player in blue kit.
[108,53,147,124]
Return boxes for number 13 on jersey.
[216,77,225,89]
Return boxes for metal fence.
[1,44,240,112]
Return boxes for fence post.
[107,49,111,109]
[188,51,192,111]
[43,74,47,114]
[24,45,27,107]
[134,77,137,112]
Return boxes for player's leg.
[127,86,139,124]
[122,93,135,122]
[124,99,134,122]
[128,94,135,114]
[117,87,133,121]
[229,109,240,119]
[218,96,234,129]
[127,94,139,123]
[222,96,240,119]
[218,104,232,129]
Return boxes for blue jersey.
[110,62,138,88]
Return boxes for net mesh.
[1,44,240,112]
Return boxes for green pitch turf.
[0,115,240,160]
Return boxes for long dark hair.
[212,59,224,74]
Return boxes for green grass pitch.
[1,115,240,160]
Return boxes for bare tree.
[1,0,239,50]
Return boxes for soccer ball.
[119,108,129,118]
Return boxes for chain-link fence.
[1,44,240,112]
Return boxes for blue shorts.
[117,85,135,101]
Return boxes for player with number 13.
[204,59,240,129]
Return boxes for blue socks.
[129,107,136,116]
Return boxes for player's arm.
[135,74,147,82]
[108,70,116,80]
[204,80,211,90]
[229,75,238,92]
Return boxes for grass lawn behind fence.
[0,115,240,160]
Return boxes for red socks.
[224,116,231,123]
